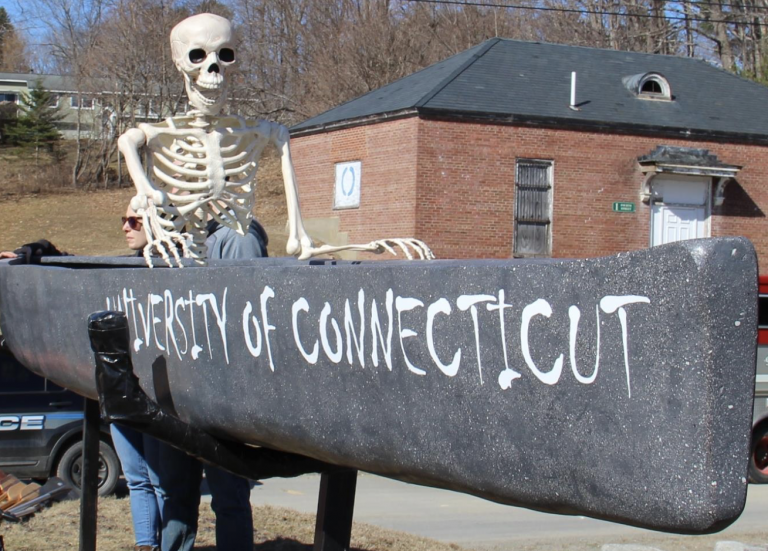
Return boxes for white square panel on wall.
[334,161,361,209]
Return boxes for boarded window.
[514,160,553,257]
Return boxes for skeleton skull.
[170,13,235,116]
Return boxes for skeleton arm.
[268,122,434,261]
[118,127,166,210]
[269,123,315,260]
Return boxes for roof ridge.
[415,38,500,108]
[492,37,711,62]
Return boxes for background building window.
[514,159,553,257]
[0,93,18,103]
[70,95,94,109]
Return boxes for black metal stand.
[79,398,100,551]
[313,469,358,551]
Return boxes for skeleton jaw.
[184,73,226,115]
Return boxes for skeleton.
[118,13,434,266]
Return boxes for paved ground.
[235,473,768,550]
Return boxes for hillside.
[0,148,290,256]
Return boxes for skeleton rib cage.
[140,114,271,260]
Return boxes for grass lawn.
[1,494,462,550]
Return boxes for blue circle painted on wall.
[342,166,356,197]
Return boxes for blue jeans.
[110,424,162,547]
[158,442,253,551]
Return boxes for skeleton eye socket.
[219,48,235,63]
[189,49,207,63]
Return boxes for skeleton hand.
[139,202,192,268]
[368,238,435,260]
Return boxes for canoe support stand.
[79,399,100,551]
[314,470,358,551]
[83,310,358,551]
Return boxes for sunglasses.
[121,216,142,230]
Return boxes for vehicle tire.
[56,440,120,496]
[749,424,768,484]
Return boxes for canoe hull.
[0,237,758,533]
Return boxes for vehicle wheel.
[750,424,768,484]
[56,440,120,496]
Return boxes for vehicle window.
[760,295,768,328]
[0,357,46,393]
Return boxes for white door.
[651,204,706,246]
[649,175,710,247]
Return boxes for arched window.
[623,72,672,101]
[638,73,671,99]
[641,79,662,94]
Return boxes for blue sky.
[3,1,23,25]
[3,0,44,40]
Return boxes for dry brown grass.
[0,148,290,257]
[0,147,74,197]
[0,496,463,551]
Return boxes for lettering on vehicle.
[0,415,45,431]
[106,286,651,398]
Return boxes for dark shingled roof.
[292,38,768,143]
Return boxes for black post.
[79,398,100,551]
[313,469,358,551]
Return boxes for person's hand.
[12,240,69,264]
[0,251,18,259]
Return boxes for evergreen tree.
[0,7,11,68]
[4,82,64,154]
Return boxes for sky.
[2,0,45,42]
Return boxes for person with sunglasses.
[121,203,265,551]
[112,205,164,551]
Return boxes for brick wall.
[290,119,419,245]
[291,117,768,265]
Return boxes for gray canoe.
[0,236,758,534]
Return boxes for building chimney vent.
[569,72,579,111]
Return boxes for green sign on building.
[612,202,636,213]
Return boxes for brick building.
[289,38,768,263]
